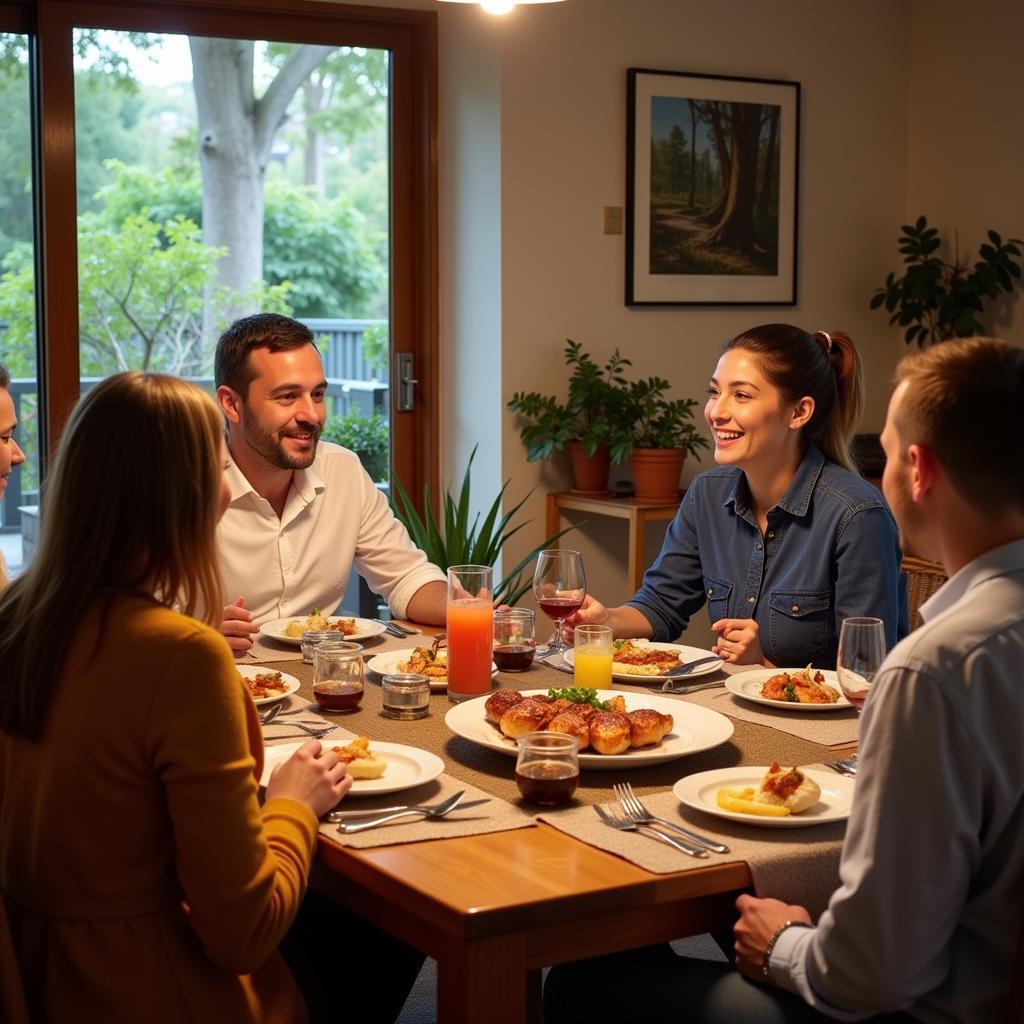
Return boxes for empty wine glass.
[532,549,586,655]
[836,617,887,713]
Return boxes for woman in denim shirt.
[569,324,908,668]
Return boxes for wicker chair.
[902,555,947,631]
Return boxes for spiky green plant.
[391,447,574,606]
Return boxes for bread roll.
[627,708,673,748]
[485,688,524,725]
[500,699,558,739]
[589,711,631,755]
[547,711,591,751]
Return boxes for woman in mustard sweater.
[0,373,351,1022]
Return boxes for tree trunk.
[696,102,732,225]
[688,101,697,209]
[697,102,761,252]
[756,105,779,222]
[303,76,325,196]
[188,37,334,338]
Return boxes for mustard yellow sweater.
[0,595,318,1022]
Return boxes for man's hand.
[711,617,768,665]
[734,894,812,982]
[221,595,259,654]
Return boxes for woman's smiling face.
[705,348,810,471]
[0,386,25,497]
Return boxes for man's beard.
[242,417,321,471]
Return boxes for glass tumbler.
[447,564,494,703]
[515,732,579,807]
[312,641,364,713]
[573,623,613,689]
[493,608,536,672]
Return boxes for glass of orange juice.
[447,565,494,703]
[573,624,613,689]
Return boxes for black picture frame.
[626,68,800,306]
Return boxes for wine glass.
[836,616,886,773]
[532,549,586,655]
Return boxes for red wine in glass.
[532,549,586,654]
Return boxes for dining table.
[249,627,860,1023]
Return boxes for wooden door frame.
[2,0,439,504]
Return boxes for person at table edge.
[0,364,27,585]
[568,324,908,669]
[211,314,447,652]
[545,337,1024,1022]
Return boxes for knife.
[326,797,491,821]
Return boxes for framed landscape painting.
[626,68,800,306]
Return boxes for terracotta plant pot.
[567,440,611,496]
[629,447,686,503]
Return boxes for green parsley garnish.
[547,686,612,710]
[783,682,798,702]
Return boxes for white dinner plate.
[673,766,855,828]
[366,648,498,693]
[563,641,722,682]
[237,664,301,706]
[444,688,733,770]
[259,616,388,646]
[260,740,445,797]
[725,668,852,712]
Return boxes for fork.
[828,755,858,777]
[613,783,729,853]
[594,804,708,858]
[384,621,421,638]
[336,790,466,833]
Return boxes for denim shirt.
[626,446,908,668]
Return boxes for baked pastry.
[588,711,631,755]
[547,711,591,751]
[485,688,524,725]
[330,737,387,780]
[500,699,558,739]
[627,708,673,748]
[755,763,821,813]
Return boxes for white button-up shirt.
[215,442,445,623]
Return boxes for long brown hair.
[0,374,225,740]
[725,324,863,472]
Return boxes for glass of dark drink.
[493,608,536,672]
[532,549,586,655]
[515,732,579,807]
[312,641,364,713]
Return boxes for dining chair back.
[902,555,947,631]
[1006,910,1024,1023]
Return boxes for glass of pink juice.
[447,565,494,703]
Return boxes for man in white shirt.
[544,337,1024,1023]
[212,314,446,652]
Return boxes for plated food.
[366,648,498,692]
[236,664,301,706]
[485,688,673,756]
[564,641,722,681]
[260,615,387,646]
[284,610,357,639]
[329,736,387,779]
[445,688,733,770]
[259,740,444,797]
[674,766,854,828]
[725,668,852,712]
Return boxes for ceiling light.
[437,0,566,14]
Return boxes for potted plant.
[870,216,1022,346]
[321,410,390,483]
[507,340,633,495]
[390,446,574,606]
[615,376,709,502]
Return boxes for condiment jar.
[381,673,431,720]
[301,629,342,663]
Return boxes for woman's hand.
[710,617,767,665]
[562,595,611,644]
[221,596,260,654]
[265,739,352,817]
[734,894,812,982]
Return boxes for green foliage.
[321,411,389,482]
[507,340,634,463]
[616,376,709,461]
[870,216,1023,346]
[390,446,574,607]
[360,322,389,376]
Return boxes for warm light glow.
[481,0,517,11]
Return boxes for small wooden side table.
[545,491,682,594]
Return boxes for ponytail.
[725,324,863,473]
